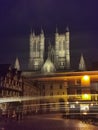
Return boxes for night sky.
[0,0,98,69]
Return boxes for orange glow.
[81,75,90,86]
[82,75,89,81]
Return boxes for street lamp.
[81,75,90,87]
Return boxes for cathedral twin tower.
[14,27,86,72]
[28,27,70,73]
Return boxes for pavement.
[0,113,98,130]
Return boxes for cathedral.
[13,27,93,114]
[14,27,86,73]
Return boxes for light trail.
[0,94,98,103]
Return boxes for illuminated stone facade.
[79,54,86,71]
[28,27,70,71]
[55,27,70,70]
[29,29,45,71]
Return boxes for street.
[0,114,98,130]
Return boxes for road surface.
[0,114,98,130]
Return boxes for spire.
[55,26,58,34]
[41,27,44,34]
[30,28,32,34]
[30,28,35,37]
[30,28,32,37]
[8,65,12,71]
[79,54,86,71]
[66,26,69,32]
[14,57,20,71]
[40,27,44,38]
[32,30,35,37]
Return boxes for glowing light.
[81,75,90,86]
[90,103,93,106]
[83,112,87,115]
[83,75,89,80]
[0,94,97,104]
[82,94,91,100]
[66,102,69,104]
[70,104,75,108]
[80,104,89,111]
[76,101,79,104]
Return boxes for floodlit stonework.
[28,27,70,71]
[79,54,86,71]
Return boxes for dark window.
[63,41,65,49]
[50,84,53,89]
[60,84,62,89]
[63,92,65,95]
[77,79,81,85]
[43,92,45,96]
[77,89,81,95]
[43,85,45,89]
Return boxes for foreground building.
[22,70,98,115]
[1,63,98,115]
[0,64,23,113]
